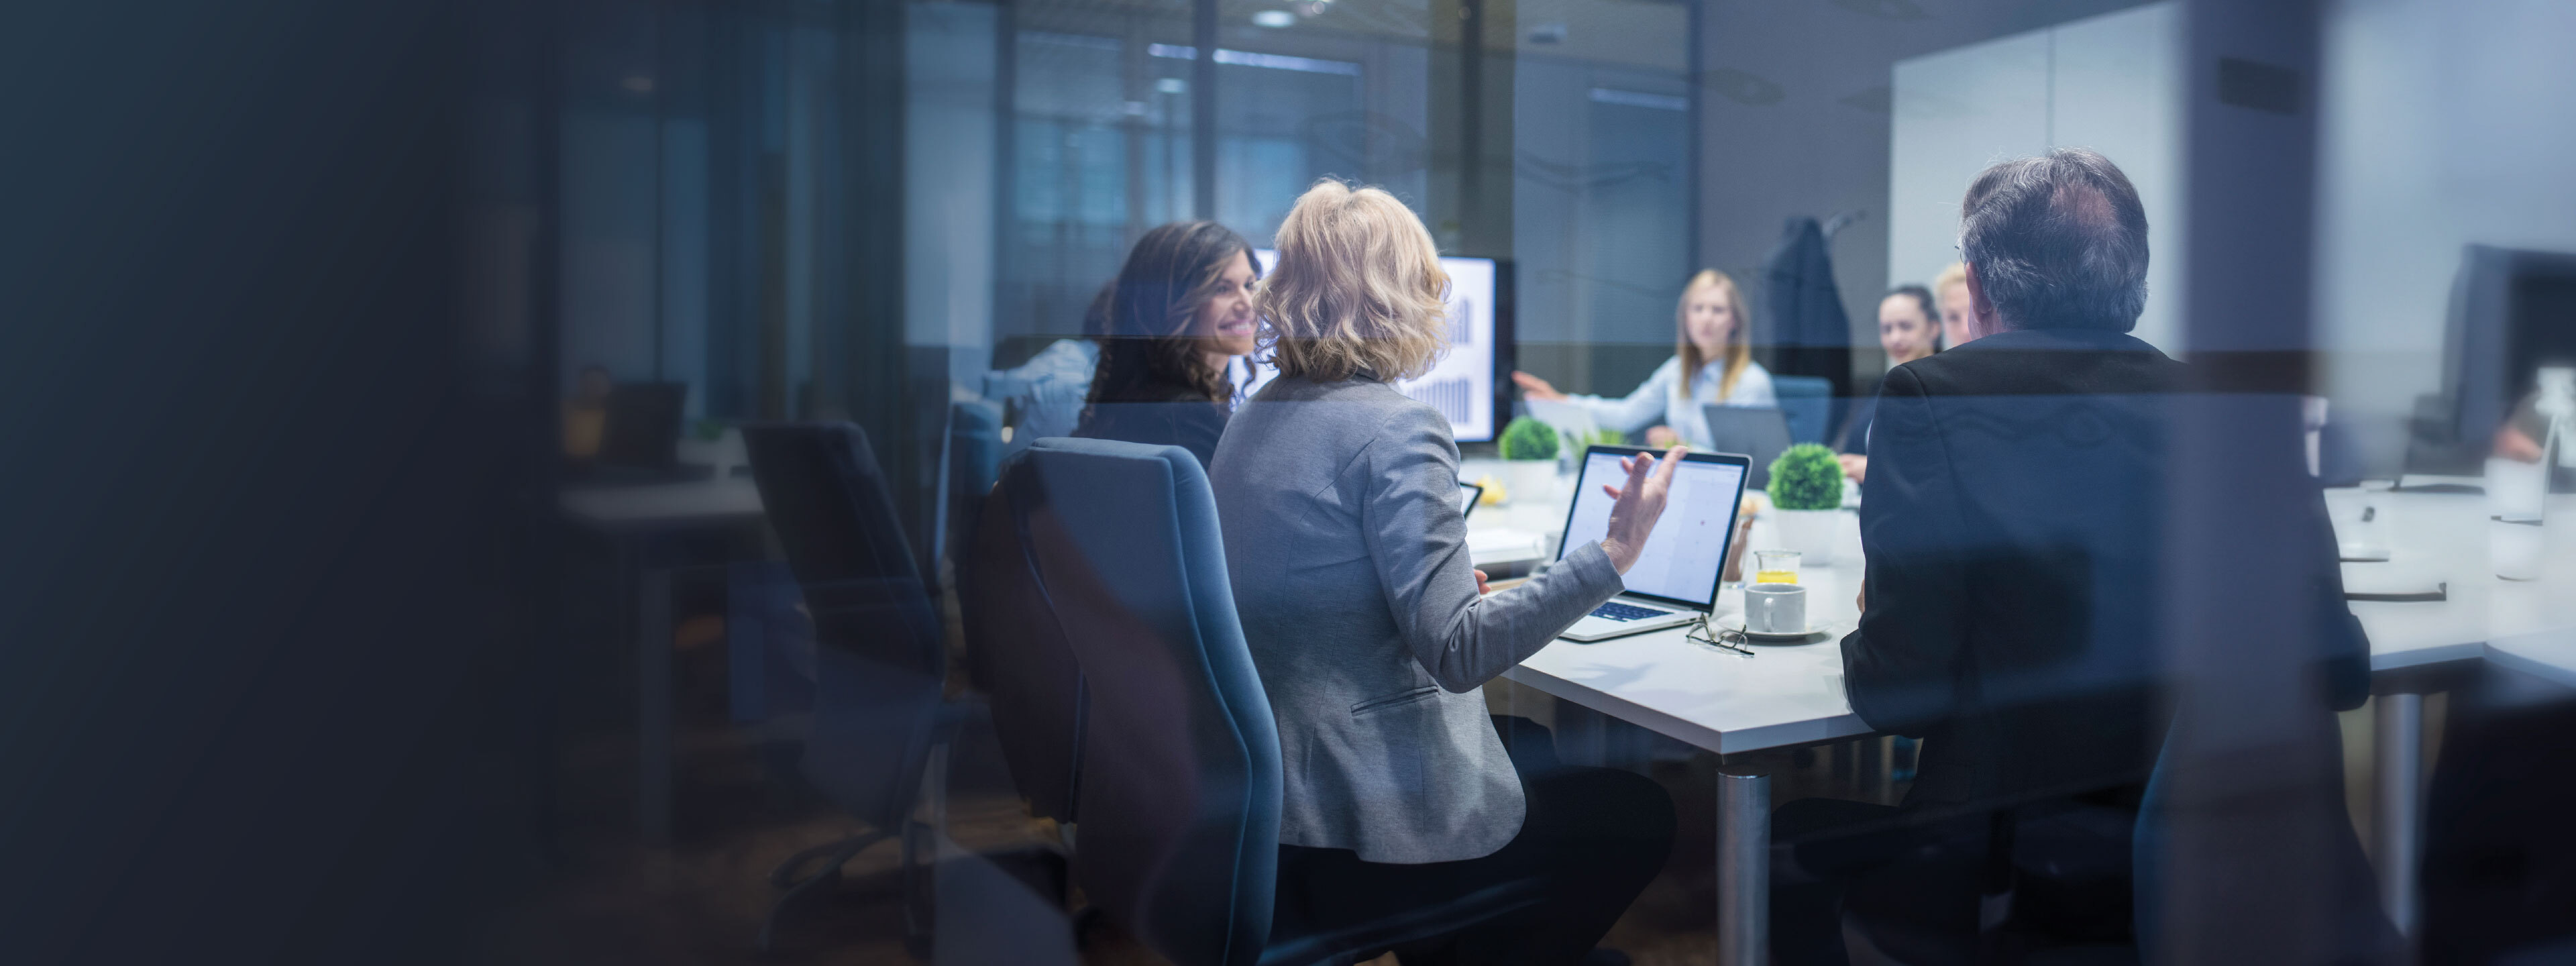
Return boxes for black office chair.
[959,448,1083,827]
[741,422,965,955]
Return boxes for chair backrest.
[2134,704,2401,963]
[1772,374,1835,444]
[741,422,945,828]
[960,449,1087,822]
[1012,437,1283,966]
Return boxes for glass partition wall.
[519,1,2576,961]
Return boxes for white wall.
[1887,2,2183,353]
[2315,0,2576,422]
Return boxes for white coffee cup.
[1745,582,1808,635]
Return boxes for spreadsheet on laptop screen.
[1558,451,1744,607]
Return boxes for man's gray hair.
[1957,148,2149,332]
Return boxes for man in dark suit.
[1772,148,2376,964]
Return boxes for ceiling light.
[1251,10,1295,28]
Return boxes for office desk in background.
[559,477,767,844]
[2336,487,2576,936]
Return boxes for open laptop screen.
[1554,447,1750,609]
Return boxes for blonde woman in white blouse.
[1511,268,1776,448]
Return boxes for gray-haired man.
[1774,148,2371,962]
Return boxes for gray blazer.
[1210,374,1623,863]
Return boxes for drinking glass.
[1754,549,1802,586]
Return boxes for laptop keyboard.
[1589,601,1671,622]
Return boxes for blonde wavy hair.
[1674,269,1755,400]
[1257,180,1452,382]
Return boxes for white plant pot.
[1499,460,1560,507]
[1772,508,1841,566]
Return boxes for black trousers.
[1272,718,1676,966]
[1770,792,2143,966]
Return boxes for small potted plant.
[1489,415,1562,506]
[1766,443,1845,564]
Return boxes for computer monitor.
[2433,245,2576,468]
[599,382,688,469]
[1240,250,1511,443]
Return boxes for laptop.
[1703,405,1794,489]
[1553,445,1752,642]
[1459,480,1485,519]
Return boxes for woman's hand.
[1644,425,1679,448]
[1511,370,1567,402]
[1598,444,1685,574]
[1837,453,1868,483]
[1474,569,1493,595]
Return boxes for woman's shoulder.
[1235,376,1443,449]
[1732,359,1775,388]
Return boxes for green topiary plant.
[1499,415,1560,460]
[1767,443,1843,510]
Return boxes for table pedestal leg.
[1717,767,1770,966]
[2373,692,2423,938]
[639,566,674,845]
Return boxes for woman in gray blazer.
[1210,180,1682,965]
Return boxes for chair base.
[757,826,914,956]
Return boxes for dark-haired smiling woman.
[1073,220,1261,468]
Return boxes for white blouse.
[1530,355,1776,450]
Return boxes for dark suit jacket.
[1834,374,1884,455]
[1841,327,2367,808]
[1073,386,1229,469]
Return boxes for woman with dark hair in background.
[1833,284,1940,482]
[1073,220,1262,468]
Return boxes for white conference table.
[1466,466,2576,966]
[2333,485,2576,937]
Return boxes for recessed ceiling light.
[1251,10,1295,28]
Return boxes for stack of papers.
[1468,527,1547,564]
